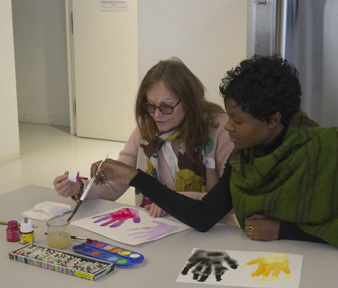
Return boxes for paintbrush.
[0,221,38,228]
[44,232,92,241]
[66,154,108,222]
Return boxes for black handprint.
[181,249,238,282]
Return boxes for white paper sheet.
[71,206,190,245]
[177,248,303,288]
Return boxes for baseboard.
[18,113,70,127]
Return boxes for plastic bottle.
[20,217,35,244]
[68,171,88,183]
[6,220,20,242]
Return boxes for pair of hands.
[244,214,280,241]
[53,158,165,217]
[53,158,137,198]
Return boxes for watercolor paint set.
[72,240,144,267]
[9,244,114,280]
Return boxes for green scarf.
[135,129,207,207]
[230,111,338,246]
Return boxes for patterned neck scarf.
[135,129,207,207]
[230,111,338,246]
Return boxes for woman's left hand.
[144,203,167,218]
[244,214,280,241]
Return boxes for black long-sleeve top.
[130,168,325,243]
[129,128,326,244]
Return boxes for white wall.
[322,0,338,126]
[12,0,69,126]
[13,0,248,133]
[0,0,20,164]
[139,0,247,108]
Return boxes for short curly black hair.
[219,55,301,125]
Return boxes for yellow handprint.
[242,253,291,283]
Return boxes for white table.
[1,185,337,288]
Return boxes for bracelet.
[71,180,84,203]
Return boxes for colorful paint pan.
[72,240,144,267]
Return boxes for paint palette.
[72,240,144,267]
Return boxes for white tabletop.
[0,185,337,288]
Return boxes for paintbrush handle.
[67,175,95,222]
[0,221,38,228]
[72,236,89,241]
[80,177,95,201]
[67,154,107,222]
[45,232,90,241]
[66,199,82,222]
[95,154,108,176]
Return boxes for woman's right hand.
[91,159,138,185]
[53,171,80,198]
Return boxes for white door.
[67,0,138,141]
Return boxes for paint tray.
[72,240,144,266]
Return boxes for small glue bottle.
[20,217,35,244]
[68,171,88,183]
[6,220,20,242]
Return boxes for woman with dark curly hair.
[93,55,338,247]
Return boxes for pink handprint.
[127,220,178,240]
[92,208,141,227]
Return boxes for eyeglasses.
[142,100,181,115]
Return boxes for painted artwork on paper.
[176,248,303,288]
[71,207,190,245]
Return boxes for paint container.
[47,217,71,249]
[20,217,35,244]
[6,220,20,242]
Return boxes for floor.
[0,123,134,206]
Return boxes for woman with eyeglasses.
[53,57,237,226]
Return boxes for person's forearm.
[129,169,232,231]
[278,221,327,244]
[86,180,129,201]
